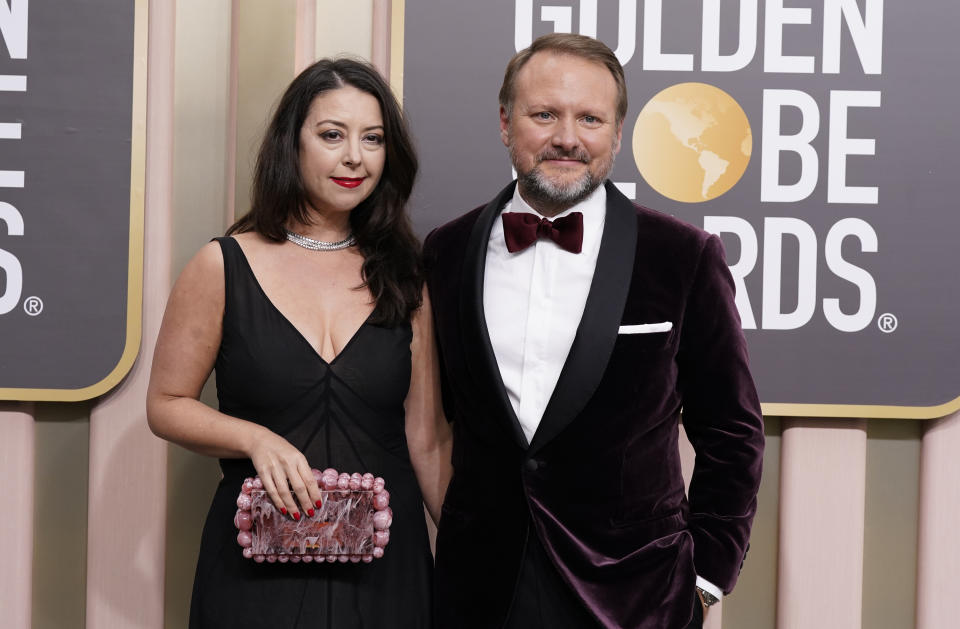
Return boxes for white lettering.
[764,0,814,73]
[612,0,637,64]
[579,0,598,38]
[613,181,636,199]
[0,202,23,233]
[540,6,572,33]
[0,74,26,91]
[704,216,758,329]
[643,0,692,71]
[828,90,880,204]
[823,0,884,74]
[514,0,636,65]
[0,201,24,315]
[514,0,886,73]
[0,122,21,139]
[702,216,880,332]
[701,0,758,72]
[761,89,820,202]
[514,0,533,51]
[0,0,28,59]
[0,171,24,187]
[823,218,878,332]
[762,217,817,330]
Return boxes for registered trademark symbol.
[878,313,898,333]
[23,296,43,316]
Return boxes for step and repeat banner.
[400,0,960,418]
[0,0,145,401]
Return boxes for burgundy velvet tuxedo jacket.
[423,181,764,629]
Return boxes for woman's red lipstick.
[332,177,364,188]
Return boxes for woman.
[147,58,451,628]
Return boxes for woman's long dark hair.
[227,58,421,326]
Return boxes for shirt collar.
[508,182,607,232]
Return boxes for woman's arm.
[404,286,453,525]
[146,241,322,518]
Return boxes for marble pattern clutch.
[234,468,392,563]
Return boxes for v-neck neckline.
[230,237,374,366]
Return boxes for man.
[423,33,764,629]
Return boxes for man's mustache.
[536,149,589,163]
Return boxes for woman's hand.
[246,427,323,520]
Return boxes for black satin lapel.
[528,181,638,456]
[459,181,529,449]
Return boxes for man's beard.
[509,142,615,214]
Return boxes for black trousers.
[503,532,703,629]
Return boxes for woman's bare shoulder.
[180,239,226,285]
[229,231,283,262]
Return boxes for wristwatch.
[696,586,720,608]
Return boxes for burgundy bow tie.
[501,211,584,254]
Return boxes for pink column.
[0,403,34,629]
[294,0,317,73]
[916,409,960,629]
[224,0,240,228]
[85,0,173,627]
[372,0,392,77]
[777,418,867,629]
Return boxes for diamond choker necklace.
[284,229,357,251]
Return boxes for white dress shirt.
[482,182,724,602]
[483,184,606,444]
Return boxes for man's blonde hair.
[498,33,628,125]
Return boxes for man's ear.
[499,106,510,147]
[613,121,623,155]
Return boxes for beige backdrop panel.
[163,3,233,628]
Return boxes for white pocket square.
[618,322,673,334]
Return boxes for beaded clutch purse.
[234,468,392,564]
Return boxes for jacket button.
[525,459,539,472]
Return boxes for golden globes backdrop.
[400,0,960,418]
[0,0,145,401]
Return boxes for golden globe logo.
[633,82,752,203]
[0,0,144,401]
[0,1,26,316]
[400,0,960,414]
[631,80,879,333]
[510,0,887,333]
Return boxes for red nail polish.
[315,499,323,508]
[307,508,315,517]
[280,507,287,515]
[293,512,301,521]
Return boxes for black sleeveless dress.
[189,237,433,628]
